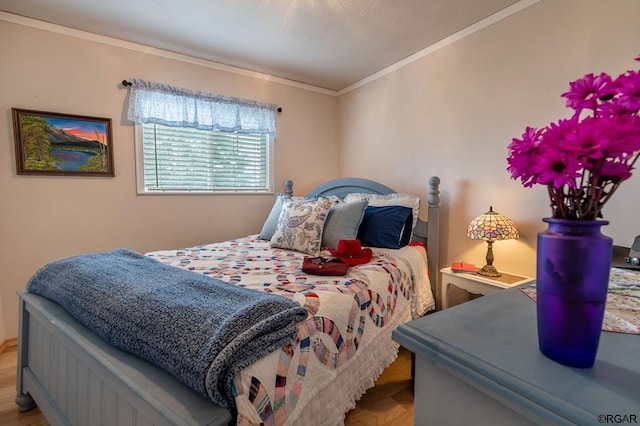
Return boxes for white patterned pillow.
[270,198,333,255]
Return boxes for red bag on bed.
[302,257,350,276]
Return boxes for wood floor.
[0,347,47,426]
[0,346,413,425]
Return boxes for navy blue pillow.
[357,206,413,249]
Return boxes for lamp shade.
[467,206,519,241]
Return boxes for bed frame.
[15,176,441,425]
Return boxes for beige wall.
[0,19,339,340]
[2,0,640,339]
[338,0,640,289]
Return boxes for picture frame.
[12,108,114,176]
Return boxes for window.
[137,123,272,194]
[125,79,278,194]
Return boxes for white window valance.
[126,79,278,135]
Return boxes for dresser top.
[393,286,640,424]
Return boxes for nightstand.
[440,267,534,309]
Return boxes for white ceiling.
[0,0,522,91]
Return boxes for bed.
[15,176,441,426]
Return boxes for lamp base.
[477,264,501,277]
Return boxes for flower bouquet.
[506,55,640,368]
[507,56,640,220]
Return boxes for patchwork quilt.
[148,236,434,425]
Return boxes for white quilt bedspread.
[147,236,434,425]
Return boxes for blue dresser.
[393,285,640,425]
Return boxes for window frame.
[134,123,274,195]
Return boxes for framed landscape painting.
[12,108,114,176]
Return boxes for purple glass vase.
[536,218,612,368]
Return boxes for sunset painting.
[12,109,114,176]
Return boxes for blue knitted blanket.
[26,248,307,409]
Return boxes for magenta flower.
[532,146,581,189]
[507,127,543,187]
[508,57,640,220]
[614,70,640,113]
[562,73,614,115]
[599,162,633,182]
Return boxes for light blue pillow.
[259,195,309,240]
[259,194,287,240]
[322,199,369,249]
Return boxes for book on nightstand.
[451,262,477,273]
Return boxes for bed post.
[284,180,293,197]
[15,295,36,411]
[427,176,441,307]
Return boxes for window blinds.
[141,123,270,192]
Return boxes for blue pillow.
[357,206,413,249]
[322,200,368,249]
[259,195,314,240]
[259,194,287,240]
